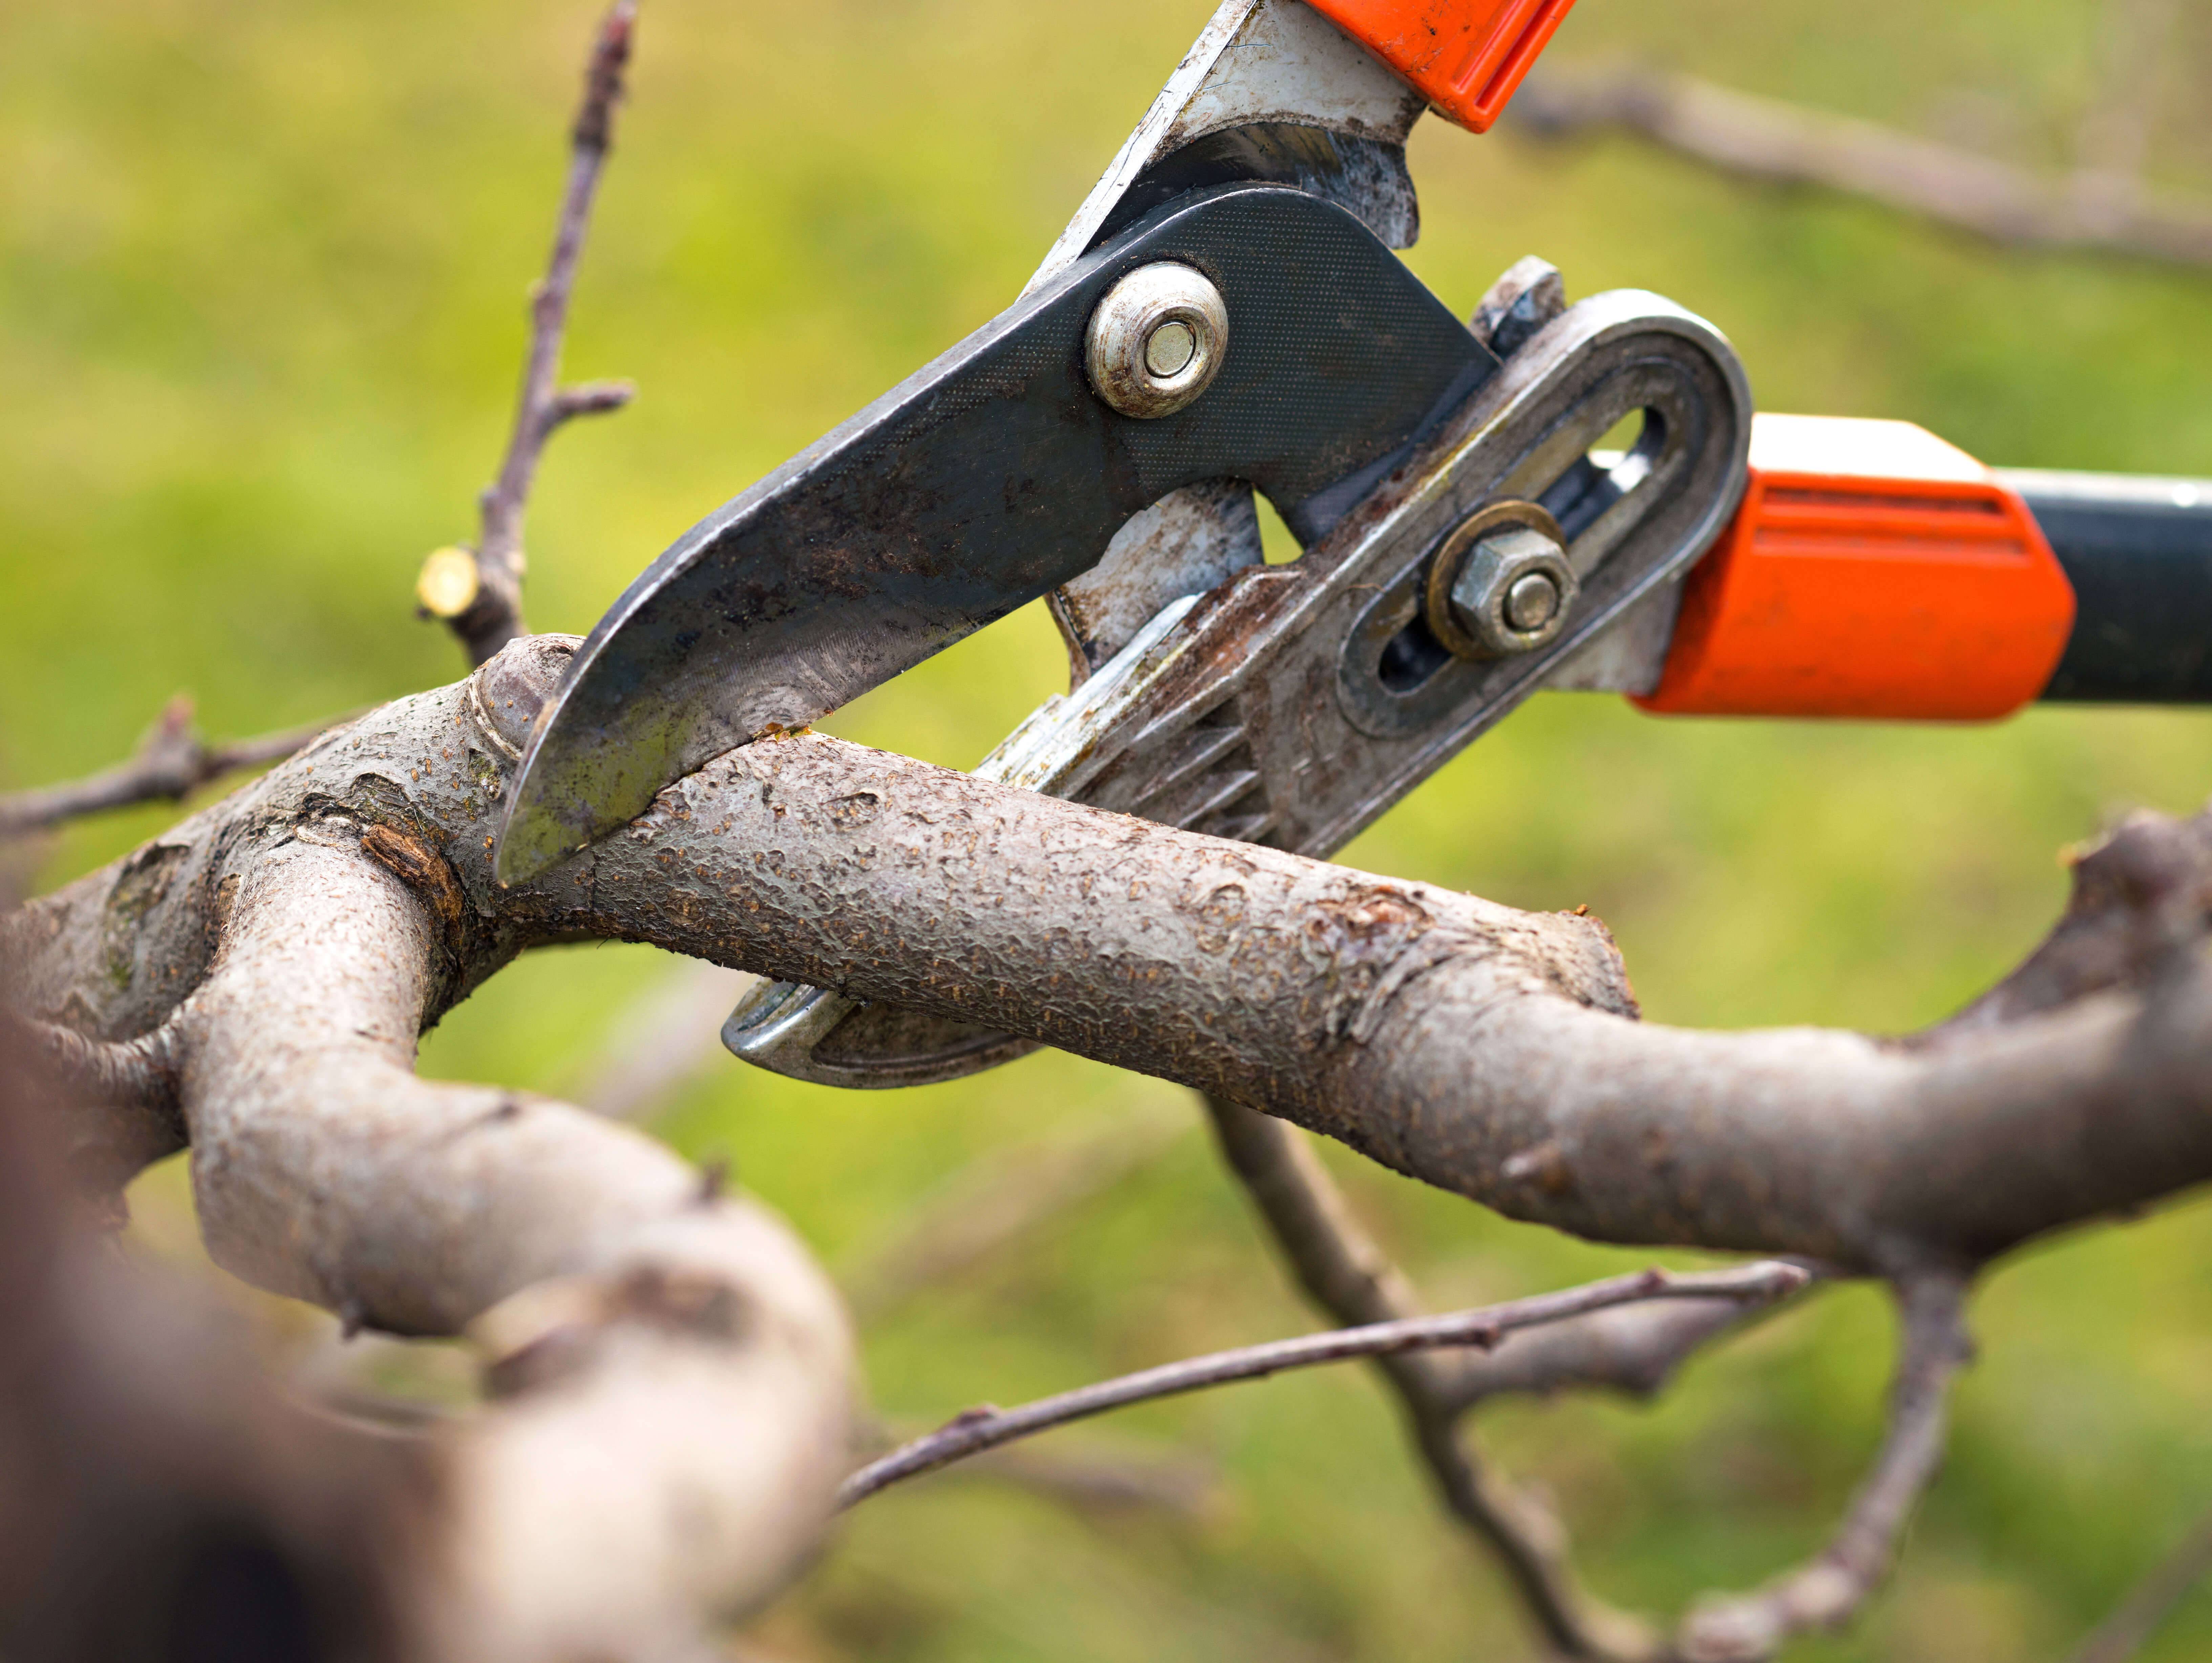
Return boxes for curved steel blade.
[494,182,1497,882]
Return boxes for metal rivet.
[1145,320,1197,378]
[1086,263,1228,420]
[1423,501,1577,660]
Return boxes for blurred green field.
[6,0,2212,1657]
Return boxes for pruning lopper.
[493,0,2212,1087]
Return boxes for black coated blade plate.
[496,182,1493,882]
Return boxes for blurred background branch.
[1513,64,2212,268]
[0,696,345,841]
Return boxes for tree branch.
[133,808,850,1656]
[12,639,2212,1280]
[1205,1094,1667,1661]
[838,1262,1804,1509]
[0,695,344,840]
[8,640,2206,1648]
[1678,1274,1971,1660]
[421,1,640,664]
[1513,66,2212,268]
[860,1417,1221,1519]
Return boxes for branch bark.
[187,836,852,1660]
[1513,66,2212,268]
[3,670,858,1655]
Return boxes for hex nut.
[1423,501,1577,660]
[1085,263,1228,420]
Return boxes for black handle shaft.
[2001,468,2212,704]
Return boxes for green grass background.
[6,0,2212,1656]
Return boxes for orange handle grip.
[1636,415,2078,721]
[1303,0,1580,133]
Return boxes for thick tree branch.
[1514,66,2212,268]
[422,1,639,664]
[10,639,2212,1283]
[0,695,342,840]
[0,1025,423,1662]
[838,1263,1803,1508]
[7,640,2204,1649]
[20,764,857,1656]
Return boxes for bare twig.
[837,1262,1806,1509]
[1513,66,2212,267]
[1678,1274,1972,1661]
[1438,1296,1795,1412]
[423,0,640,664]
[1205,1095,1664,1662]
[2071,1503,2212,1663]
[0,695,341,840]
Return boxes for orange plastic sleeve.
[1303,0,1580,133]
[1635,415,2078,721]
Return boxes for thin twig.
[1435,1295,1795,1413]
[838,1262,1807,1509]
[1678,1274,1972,1660]
[0,696,345,840]
[2071,1504,2212,1663]
[1205,1096,1665,1660]
[1513,66,2212,268]
[424,0,640,665]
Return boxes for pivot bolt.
[1086,263,1228,420]
[1423,501,1577,660]
[1503,569,1562,631]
